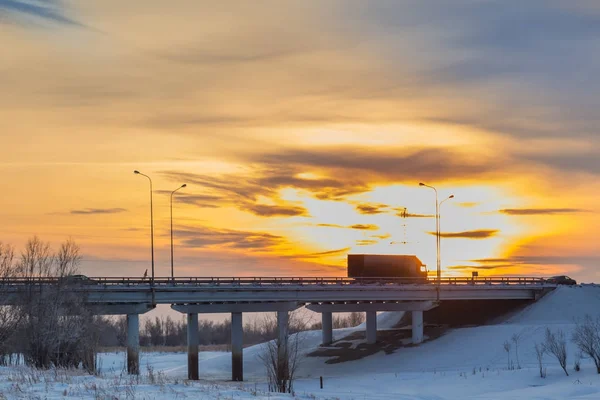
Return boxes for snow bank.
[507,285,600,324]
[187,285,600,380]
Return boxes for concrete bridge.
[0,276,554,381]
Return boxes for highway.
[0,276,553,303]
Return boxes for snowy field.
[2,285,600,399]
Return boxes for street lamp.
[419,183,440,289]
[439,195,455,280]
[134,170,154,286]
[170,184,187,280]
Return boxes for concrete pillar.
[187,313,199,380]
[412,310,424,345]
[276,311,289,385]
[366,311,377,344]
[321,312,333,346]
[231,312,243,382]
[126,314,140,375]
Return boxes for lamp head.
[181,184,187,188]
[449,195,455,199]
[134,170,140,174]
[419,182,425,186]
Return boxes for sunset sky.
[1,0,599,282]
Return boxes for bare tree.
[503,340,512,370]
[259,311,306,393]
[115,316,128,347]
[511,333,522,369]
[15,237,98,371]
[0,243,22,364]
[348,312,365,327]
[572,315,600,373]
[534,342,546,378]
[544,328,568,376]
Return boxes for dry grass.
[0,364,277,399]
[100,344,230,353]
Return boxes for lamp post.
[439,194,455,282]
[419,183,440,290]
[134,170,154,286]
[170,184,187,280]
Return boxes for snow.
[507,284,600,324]
[3,285,600,399]
[356,311,405,330]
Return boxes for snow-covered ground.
[2,285,600,399]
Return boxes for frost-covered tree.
[511,332,522,369]
[572,315,600,374]
[503,340,512,370]
[534,342,546,378]
[544,328,568,376]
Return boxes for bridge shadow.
[307,325,447,364]
[307,299,534,364]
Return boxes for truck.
[347,254,428,283]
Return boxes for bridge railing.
[0,276,549,287]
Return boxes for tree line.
[0,237,98,370]
[96,311,364,349]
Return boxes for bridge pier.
[366,311,377,344]
[127,314,140,375]
[306,301,439,346]
[321,312,333,346]
[187,313,199,380]
[412,311,424,344]
[171,302,300,383]
[231,312,243,381]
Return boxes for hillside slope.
[94,285,600,399]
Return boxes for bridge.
[0,276,555,381]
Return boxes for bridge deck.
[0,276,548,286]
[0,276,554,304]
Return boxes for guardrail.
[0,276,549,287]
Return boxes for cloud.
[448,265,504,270]
[251,146,502,184]
[241,203,309,217]
[356,239,378,246]
[349,224,379,231]
[70,208,127,215]
[430,229,499,239]
[2,0,600,282]
[463,253,600,276]
[499,208,587,216]
[317,223,379,231]
[522,152,600,175]
[355,203,389,215]
[317,223,345,228]
[156,191,222,208]
[157,46,305,66]
[160,170,311,218]
[473,255,600,266]
[284,247,351,260]
[174,225,285,250]
[0,0,83,27]
[394,208,435,218]
[458,202,479,208]
[372,233,391,239]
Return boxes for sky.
[1,0,599,282]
